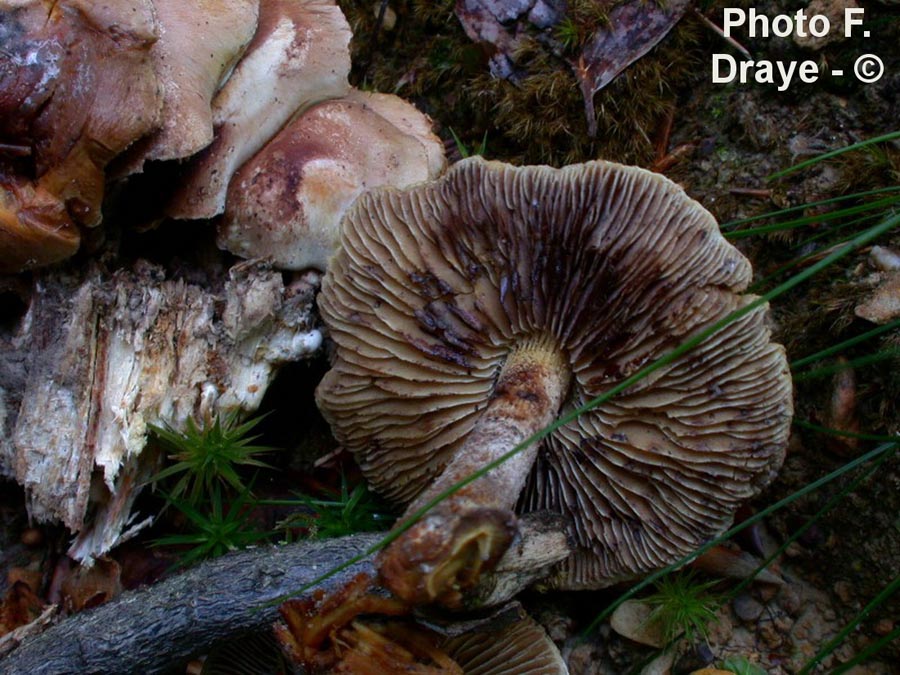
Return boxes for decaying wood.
[0,260,322,562]
[0,514,571,674]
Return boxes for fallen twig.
[0,514,569,674]
[0,534,379,675]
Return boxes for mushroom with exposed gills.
[166,0,352,220]
[316,157,793,607]
[218,89,446,271]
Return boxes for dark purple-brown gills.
[316,157,792,607]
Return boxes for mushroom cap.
[114,0,261,175]
[0,176,80,273]
[316,157,792,587]
[1,0,162,229]
[165,0,352,220]
[218,89,446,271]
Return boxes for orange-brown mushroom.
[316,157,792,606]
[218,89,446,271]
[0,0,163,272]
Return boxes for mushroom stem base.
[379,336,569,607]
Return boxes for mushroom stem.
[379,336,569,607]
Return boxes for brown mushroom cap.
[165,0,352,220]
[218,89,446,271]
[0,177,80,273]
[316,157,792,588]
[0,0,162,271]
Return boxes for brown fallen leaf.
[0,581,45,638]
[573,0,691,136]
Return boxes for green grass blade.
[793,348,900,382]
[719,186,900,231]
[724,196,900,239]
[725,442,895,603]
[799,572,900,674]
[767,131,900,181]
[790,319,900,370]
[794,419,900,443]
[830,624,900,674]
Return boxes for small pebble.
[872,618,894,636]
[733,593,764,622]
[373,2,397,30]
[833,580,853,604]
[871,245,900,272]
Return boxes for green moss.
[337,1,706,166]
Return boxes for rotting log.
[0,259,322,562]
[0,514,569,674]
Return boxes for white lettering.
[772,15,793,37]
[711,55,820,91]
[845,8,864,37]
[722,9,745,37]
[808,14,829,37]
[748,8,768,37]
[798,61,819,84]
[712,54,737,83]
[725,9,835,39]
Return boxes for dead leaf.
[58,557,122,613]
[0,581,45,637]
[573,0,691,136]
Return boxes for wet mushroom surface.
[316,157,793,606]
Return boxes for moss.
[337,1,706,166]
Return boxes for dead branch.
[0,514,570,674]
[0,534,379,675]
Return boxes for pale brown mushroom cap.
[218,89,446,271]
[316,157,792,587]
[166,0,352,220]
[114,0,261,175]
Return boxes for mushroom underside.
[316,157,792,602]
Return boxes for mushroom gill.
[316,157,793,604]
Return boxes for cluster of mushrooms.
[0,0,445,274]
[1,0,794,671]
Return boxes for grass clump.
[152,486,270,567]
[149,413,274,504]
[270,475,395,540]
[643,570,722,645]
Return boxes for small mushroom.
[166,0,352,220]
[218,89,446,271]
[316,158,792,606]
